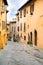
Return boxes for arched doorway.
[34,30,37,46]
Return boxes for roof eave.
[18,0,33,11]
[3,0,8,5]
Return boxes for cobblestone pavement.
[0,41,43,65]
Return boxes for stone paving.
[26,45,43,63]
[0,41,43,65]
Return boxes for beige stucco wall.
[9,21,16,39]
[16,0,43,48]
[18,6,29,44]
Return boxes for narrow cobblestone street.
[0,41,43,65]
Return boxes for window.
[7,28,8,31]
[18,26,19,32]
[18,16,19,21]
[12,26,13,31]
[24,23,26,32]
[28,33,29,40]
[2,1,5,11]
[20,10,22,18]
[24,8,26,17]
[2,21,6,29]
[27,10,28,14]
[14,27,16,32]
[24,36,26,40]
[20,23,22,31]
[27,25,29,28]
[21,33,22,37]
[30,3,34,15]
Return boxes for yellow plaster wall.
[0,0,7,48]
[29,0,43,48]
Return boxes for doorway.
[34,30,37,46]
[30,32,32,42]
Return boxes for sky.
[7,0,28,22]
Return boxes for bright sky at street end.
[7,0,28,22]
